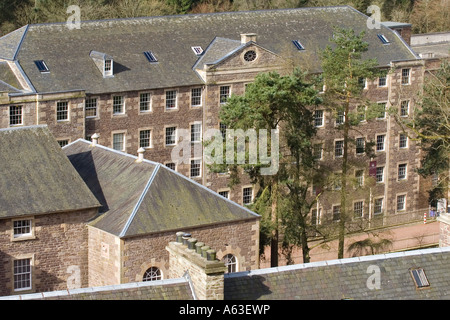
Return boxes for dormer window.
[90,51,114,78]
[104,59,113,76]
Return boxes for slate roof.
[63,139,259,238]
[224,246,450,300]
[0,126,100,219]
[0,278,193,300]
[0,6,418,95]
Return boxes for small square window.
[58,139,69,147]
[13,220,32,238]
[218,190,230,199]
[378,75,387,87]
[56,101,69,121]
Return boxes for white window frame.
[400,100,409,117]
[355,169,364,187]
[397,194,407,212]
[13,257,32,292]
[242,186,253,205]
[104,59,113,77]
[374,197,384,215]
[223,254,238,273]
[190,122,202,143]
[376,134,385,152]
[356,137,365,155]
[401,68,410,85]
[139,129,152,149]
[85,98,98,118]
[354,200,364,218]
[191,87,202,107]
[165,90,178,110]
[376,166,384,183]
[112,132,126,152]
[219,85,231,104]
[398,163,407,181]
[56,101,69,121]
[399,133,408,149]
[376,102,387,120]
[143,267,162,281]
[190,158,202,178]
[112,95,125,115]
[218,189,230,199]
[139,92,152,113]
[314,110,324,127]
[165,126,177,146]
[335,140,344,158]
[12,218,34,240]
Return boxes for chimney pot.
[176,231,184,243]
[188,238,197,250]
[206,249,216,261]
[136,147,145,162]
[195,242,204,254]
[91,133,99,146]
[182,233,191,245]
[201,246,210,258]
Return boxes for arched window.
[143,267,162,281]
[223,254,237,273]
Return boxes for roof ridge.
[119,163,161,238]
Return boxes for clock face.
[243,50,257,62]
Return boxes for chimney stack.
[166,232,226,300]
[91,133,99,147]
[240,33,257,44]
[136,147,145,163]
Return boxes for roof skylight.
[144,51,158,63]
[292,40,305,50]
[377,34,390,44]
[34,60,49,73]
[410,268,430,288]
[192,46,203,55]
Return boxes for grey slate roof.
[0,6,418,95]
[224,246,450,300]
[0,126,100,219]
[63,139,259,238]
[1,277,194,300]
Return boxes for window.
[314,110,324,127]
[333,176,342,190]
[243,187,253,205]
[374,198,384,215]
[377,102,386,119]
[191,88,202,107]
[113,96,124,114]
[311,208,321,226]
[56,102,69,121]
[356,137,365,155]
[104,59,112,76]
[166,90,177,110]
[313,143,323,160]
[377,34,390,44]
[376,166,384,183]
[9,105,22,126]
[410,268,430,288]
[85,98,97,118]
[143,267,162,281]
[218,190,230,199]
[165,127,177,146]
[140,93,151,112]
[358,77,367,89]
[166,163,176,171]
[357,105,366,122]
[400,100,409,117]
[378,74,387,87]
[332,205,341,221]
[143,51,158,63]
[219,122,227,141]
[376,134,385,152]
[220,86,230,104]
[190,159,201,178]
[223,254,237,273]
[191,46,203,55]
[190,123,201,143]
[336,110,345,126]
[399,133,408,148]
[57,139,69,147]
[397,194,406,211]
[401,68,410,85]
[292,40,305,50]
[14,258,32,291]
[112,133,125,151]
[354,201,364,218]
[398,163,407,180]
[13,219,32,238]
[243,50,257,62]
[139,129,151,149]
[34,60,49,73]
[355,170,364,187]
[335,140,344,158]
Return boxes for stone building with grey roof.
[0,6,442,263]
[0,126,260,296]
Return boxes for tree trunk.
[270,178,279,267]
